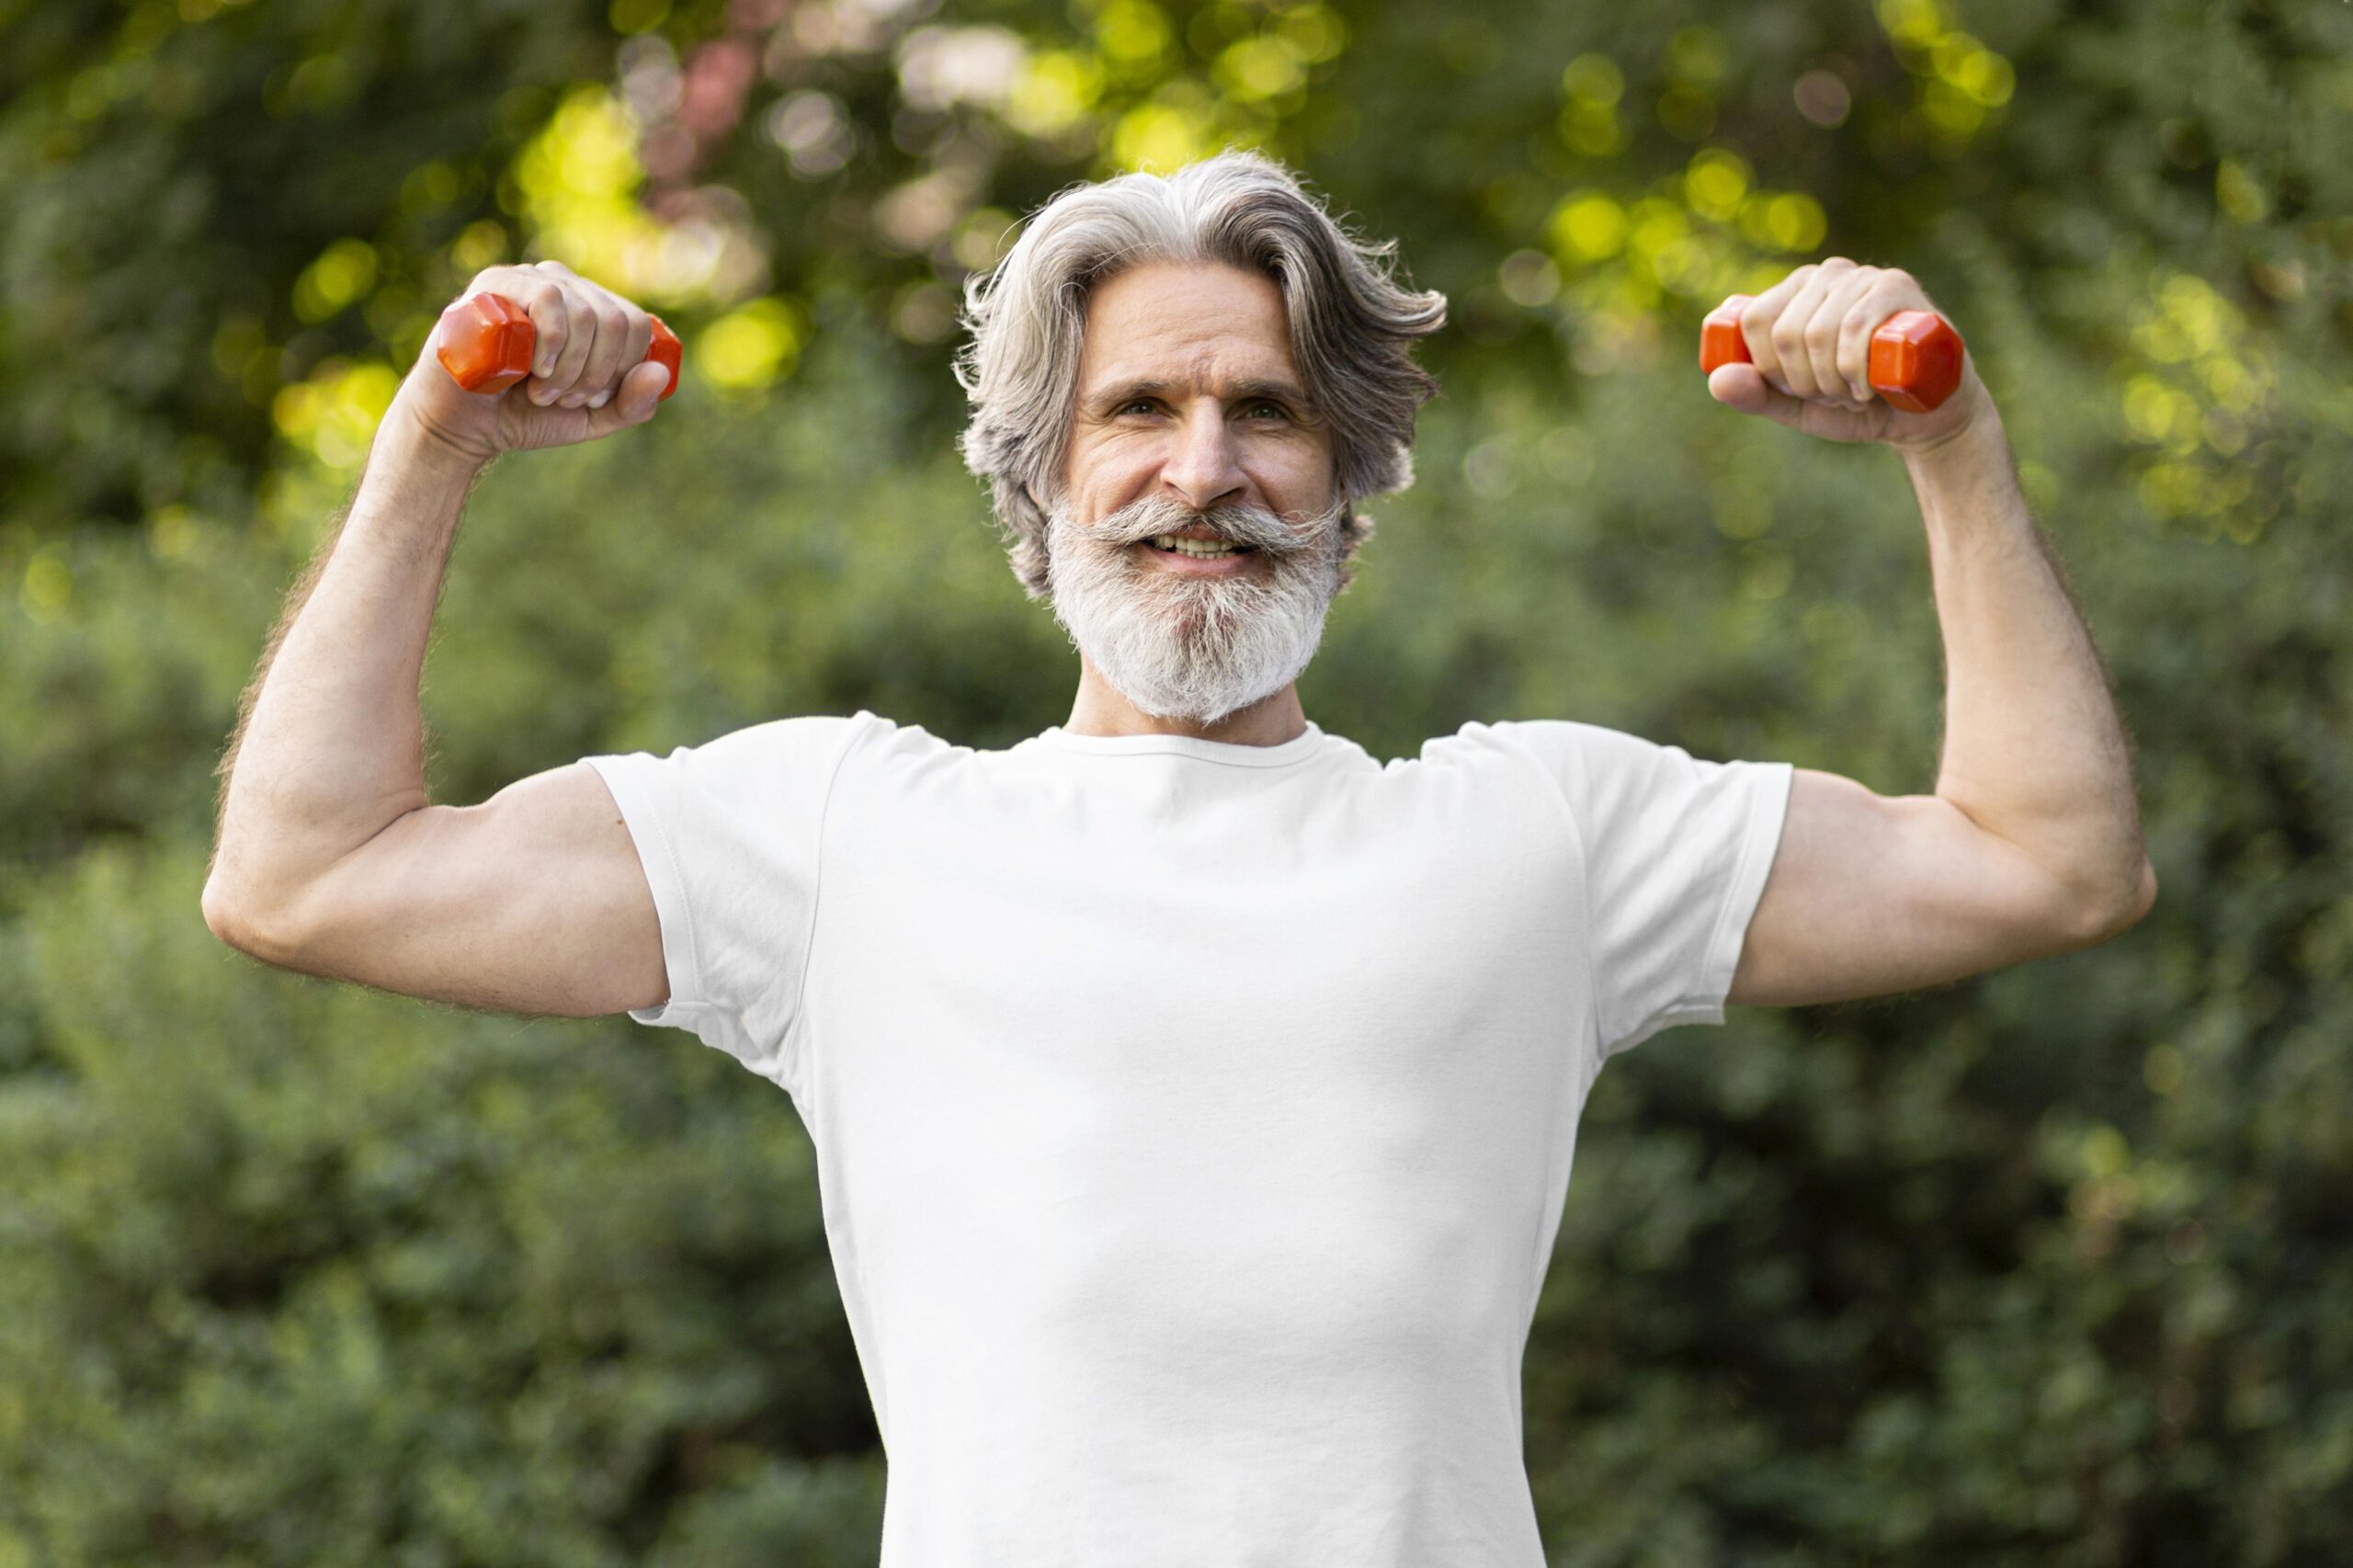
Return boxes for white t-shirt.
[583,711,1791,1567]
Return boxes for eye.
[1243,400,1289,422]
[1118,397,1161,417]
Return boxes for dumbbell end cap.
[437,293,535,396]
[1699,294,1756,374]
[647,315,682,402]
[1868,310,1964,414]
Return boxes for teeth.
[1151,535,1244,558]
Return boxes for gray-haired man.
[205,150,2154,1566]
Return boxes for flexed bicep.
[1728,767,2147,1009]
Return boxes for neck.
[1063,661,1309,746]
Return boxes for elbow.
[201,877,260,954]
[201,876,297,962]
[2073,857,2158,945]
[201,876,239,943]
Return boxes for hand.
[1705,257,1993,453]
[390,260,674,466]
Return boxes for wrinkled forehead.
[1074,261,1307,404]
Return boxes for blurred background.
[2,0,2347,1562]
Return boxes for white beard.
[1043,492,1348,728]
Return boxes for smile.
[1138,538,1256,574]
[1147,535,1253,558]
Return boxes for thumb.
[585,358,673,439]
[1706,362,1808,428]
[1707,362,1891,444]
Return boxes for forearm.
[1903,411,2150,912]
[207,407,487,914]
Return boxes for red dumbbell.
[1700,294,1963,414]
[435,292,682,401]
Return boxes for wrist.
[379,388,499,480]
[1893,387,2007,479]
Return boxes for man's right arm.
[209,757,670,1017]
[202,261,676,1017]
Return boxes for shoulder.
[623,710,911,806]
[1421,718,1786,840]
[1416,716,1636,790]
[708,710,876,754]
[654,710,879,780]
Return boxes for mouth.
[1137,536,1256,574]
[1143,532,1253,557]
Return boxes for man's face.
[1041,261,1349,726]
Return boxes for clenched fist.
[1706,256,1993,453]
[392,260,674,466]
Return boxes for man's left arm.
[1703,258,2157,1009]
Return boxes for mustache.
[1085,493,1341,557]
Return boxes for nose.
[1158,398,1246,513]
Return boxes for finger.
[1737,265,1816,397]
[520,261,580,399]
[1839,273,1934,405]
[538,282,599,403]
[584,358,671,437]
[1769,256,1857,403]
[585,300,654,411]
[503,273,572,400]
[1840,284,1904,407]
[565,295,633,410]
[1806,266,1881,405]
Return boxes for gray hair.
[952,149,1448,599]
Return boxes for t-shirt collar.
[1032,720,1326,767]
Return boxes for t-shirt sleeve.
[578,712,870,1086]
[1486,719,1793,1062]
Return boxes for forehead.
[1075,262,1301,395]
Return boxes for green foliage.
[0,0,615,528]
[3,0,2349,1562]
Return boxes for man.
[203,150,2154,1565]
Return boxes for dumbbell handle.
[1700,295,1963,414]
[435,292,681,401]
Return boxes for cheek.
[1256,440,1335,506]
[1071,440,1164,506]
